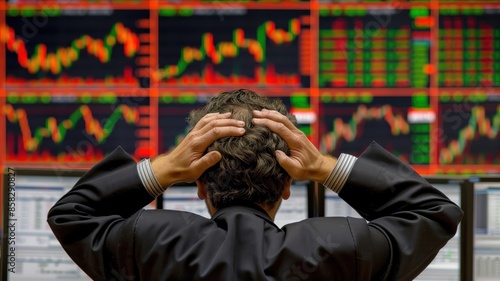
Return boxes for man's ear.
[282,178,292,200]
[196,180,207,200]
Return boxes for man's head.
[187,89,297,213]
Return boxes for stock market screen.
[0,0,500,175]
[1,2,499,280]
[5,92,151,166]
[1,2,499,175]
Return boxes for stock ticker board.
[1,2,499,174]
[4,9,151,87]
[5,94,151,165]
[157,9,310,87]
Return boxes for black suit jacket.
[47,142,463,281]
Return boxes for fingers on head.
[252,117,295,143]
[253,109,295,130]
[191,125,245,150]
[195,112,231,129]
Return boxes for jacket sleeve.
[47,147,155,280]
[339,142,464,281]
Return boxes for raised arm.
[340,142,463,280]
[47,113,246,280]
[252,109,463,281]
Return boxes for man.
[47,89,463,281]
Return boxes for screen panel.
[472,178,500,281]
[323,177,463,281]
[157,7,310,88]
[161,184,210,218]
[2,1,500,175]
[438,7,500,88]
[319,6,431,88]
[5,8,150,88]
[1,169,90,281]
[415,178,462,281]
[1,168,156,281]
[318,92,433,167]
[437,93,500,174]
[5,91,151,167]
[160,181,310,229]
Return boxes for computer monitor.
[158,181,311,228]
[415,177,463,281]
[275,181,310,228]
[320,176,464,281]
[1,168,156,281]
[1,168,90,281]
[158,183,210,218]
[470,177,500,281]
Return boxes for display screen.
[5,9,150,88]
[161,181,309,228]
[5,93,151,166]
[438,94,500,167]
[1,170,90,281]
[157,8,310,87]
[1,3,499,174]
[318,93,433,165]
[319,7,430,88]
[1,169,156,281]
[473,180,500,281]
[324,178,462,281]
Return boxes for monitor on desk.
[158,181,311,228]
[321,176,463,281]
[470,177,500,281]
[415,177,463,281]
[1,168,155,281]
[1,169,90,281]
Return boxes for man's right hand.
[152,112,246,188]
[251,109,337,183]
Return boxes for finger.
[274,150,291,168]
[252,109,297,131]
[196,118,245,136]
[192,112,232,131]
[193,151,222,172]
[275,150,299,178]
[194,126,246,150]
[252,117,298,145]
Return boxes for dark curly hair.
[187,89,297,209]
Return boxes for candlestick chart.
[438,95,500,166]
[157,9,310,87]
[319,94,432,165]
[5,95,151,165]
[0,2,500,174]
[4,9,150,87]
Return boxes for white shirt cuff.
[137,158,165,198]
[323,153,357,193]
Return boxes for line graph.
[3,22,139,75]
[156,19,299,79]
[157,9,310,87]
[6,103,139,152]
[321,104,410,152]
[4,10,150,87]
[439,100,500,165]
[5,96,151,164]
[319,95,430,164]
